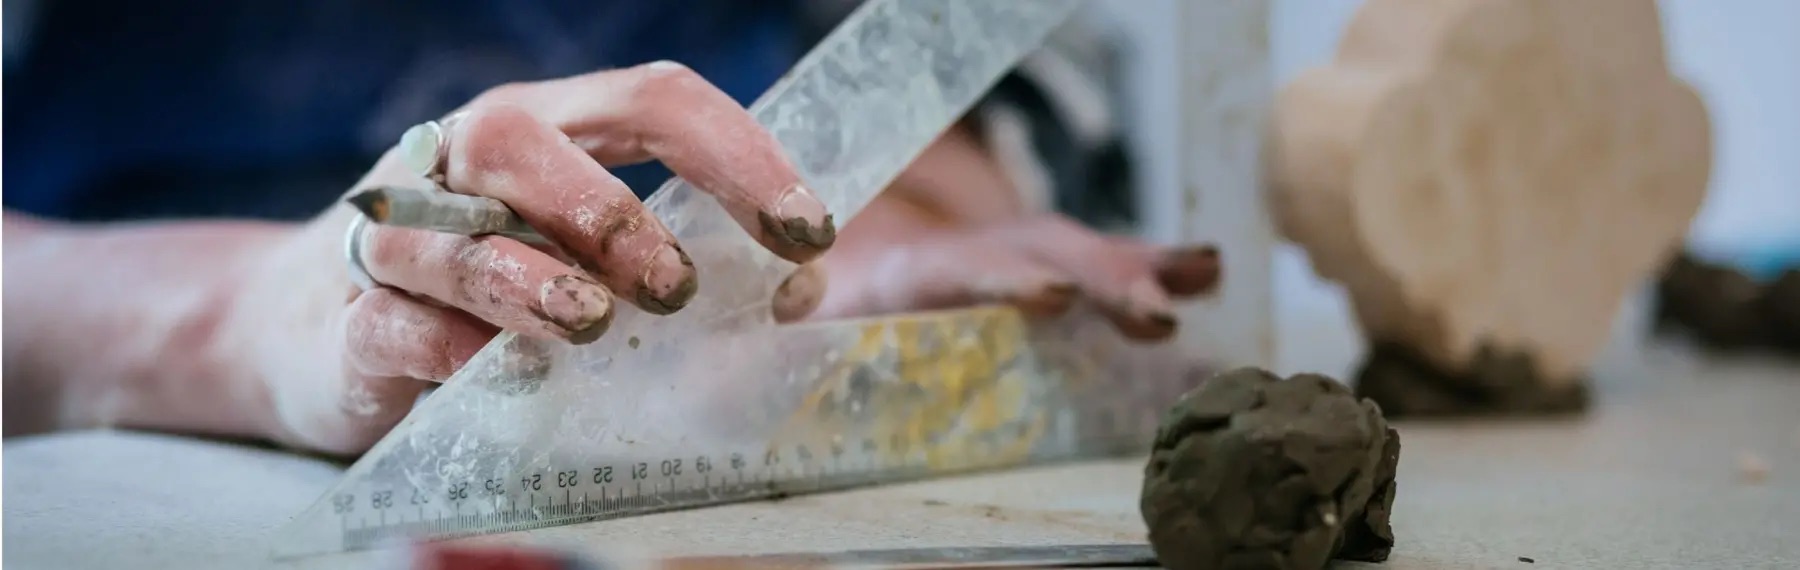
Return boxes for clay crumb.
[922,499,948,506]
[1738,451,1769,484]
[1518,556,1535,564]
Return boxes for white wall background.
[1091,0,1800,376]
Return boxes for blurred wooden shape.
[1265,0,1711,384]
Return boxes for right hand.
[238,61,838,454]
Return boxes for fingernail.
[1179,244,1220,263]
[1128,307,1178,340]
[540,275,613,343]
[637,243,698,315]
[1158,244,1223,296]
[762,184,837,250]
[1148,311,1178,329]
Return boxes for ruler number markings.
[369,490,394,511]
[332,493,354,515]
[339,429,996,541]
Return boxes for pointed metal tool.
[275,0,1207,559]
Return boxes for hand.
[780,122,1222,340]
[3,62,1205,455]
[230,61,836,454]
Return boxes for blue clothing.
[3,0,804,221]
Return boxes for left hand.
[777,122,1221,341]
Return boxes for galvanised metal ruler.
[274,0,1208,559]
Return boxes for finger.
[1102,237,1223,298]
[344,288,499,381]
[443,104,698,315]
[806,235,1078,322]
[362,224,616,343]
[772,263,829,323]
[989,217,1179,340]
[1154,245,1222,298]
[483,61,835,263]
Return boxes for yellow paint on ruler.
[773,306,1048,469]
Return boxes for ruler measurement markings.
[336,421,1093,546]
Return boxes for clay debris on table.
[1140,367,1401,570]
[1654,252,1800,355]
[1354,342,1590,418]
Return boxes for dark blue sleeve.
[3,0,804,222]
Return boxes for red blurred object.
[408,543,580,570]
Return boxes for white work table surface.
[7,317,1799,569]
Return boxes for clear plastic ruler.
[274,0,1205,558]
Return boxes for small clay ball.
[1140,368,1401,570]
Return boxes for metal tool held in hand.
[346,186,544,244]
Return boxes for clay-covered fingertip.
[1159,244,1224,297]
[1119,312,1179,341]
[635,243,698,314]
[634,276,697,316]
[564,309,615,345]
[758,210,837,257]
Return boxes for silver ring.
[398,111,466,187]
[344,212,378,292]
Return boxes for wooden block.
[1265,0,1711,393]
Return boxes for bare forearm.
[2,212,294,439]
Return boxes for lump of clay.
[1653,253,1769,349]
[1141,368,1401,570]
[1654,254,1800,355]
[1265,0,1710,416]
[1762,270,1800,351]
[1355,342,1588,417]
